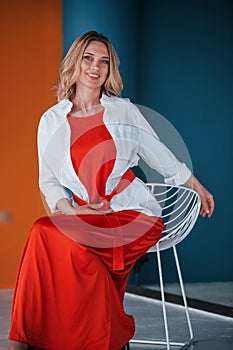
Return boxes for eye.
[102,59,109,65]
[83,55,93,61]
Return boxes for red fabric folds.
[9,213,164,349]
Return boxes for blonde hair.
[56,31,123,101]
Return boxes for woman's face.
[77,41,110,91]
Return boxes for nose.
[91,65,99,71]
[91,61,100,70]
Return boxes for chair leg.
[173,246,194,342]
[156,242,171,350]
[130,245,194,348]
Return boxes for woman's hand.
[185,175,215,218]
[56,198,113,215]
[71,202,113,215]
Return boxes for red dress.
[9,110,164,350]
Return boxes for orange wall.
[0,0,62,288]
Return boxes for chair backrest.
[146,183,201,252]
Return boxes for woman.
[8,31,214,350]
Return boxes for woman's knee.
[30,216,54,239]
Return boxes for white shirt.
[37,94,192,216]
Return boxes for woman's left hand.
[185,175,215,218]
[88,202,114,214]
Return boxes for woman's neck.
[70,88,103,117]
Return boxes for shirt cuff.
[164,162,192,186]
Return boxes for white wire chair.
[130,183,201,349]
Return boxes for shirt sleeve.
[134,106,192,185]
[37,114,70,213]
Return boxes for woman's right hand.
[68,203,113,215]
[56,198,113,215]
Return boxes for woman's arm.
[185,175,215,218]
[37,114,74,213]
[134,106,215,218]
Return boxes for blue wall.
[63,0,233,283]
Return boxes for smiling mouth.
[88,73,100,78]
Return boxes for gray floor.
[0,289,233,350]
[143,282,233,308]
[125,293,233,349]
